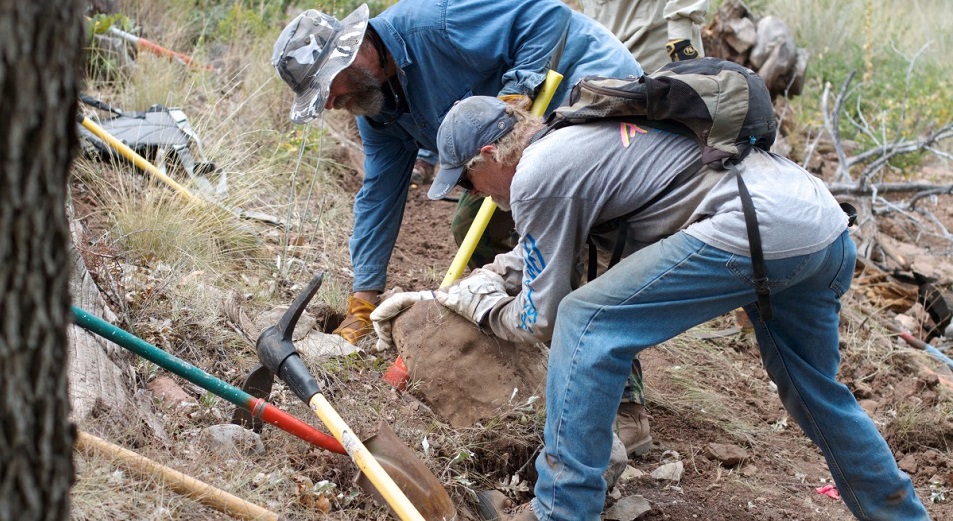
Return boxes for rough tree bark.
[0,1,84,520]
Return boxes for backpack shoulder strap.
[732,162,771,320]
[587,157,705,281]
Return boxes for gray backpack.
[544,57,777,167]
[78,94,220,194]
[539,58,780,318]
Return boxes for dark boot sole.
[475,490,507,521]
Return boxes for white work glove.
[370,290,434,352]
[435,269,509,326]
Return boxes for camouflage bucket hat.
[272,4,369,123]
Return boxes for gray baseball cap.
[429,96,518,200]
[272,5,369,124]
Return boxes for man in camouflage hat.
[272,0,653,456]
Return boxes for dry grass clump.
[71,1,373,518]
[647,317,775,447]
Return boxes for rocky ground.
[68,140,953,521]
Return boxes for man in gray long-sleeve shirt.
[374,96,930,521]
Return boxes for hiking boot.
[410,159,435,185]
[614,402,653,456]
[332,295,376,345]
[475,490,538,521]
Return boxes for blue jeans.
[416,149,438,166]
[532,230,929,521]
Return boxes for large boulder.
[392,300,548,428]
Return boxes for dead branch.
[919,208,953,241]
[818,40,953,221]
[821,71,856,184]
[827,180,953,198]
[851,124,953,181]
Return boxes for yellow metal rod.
[440,69,564,287]
[440,196,497,288]
[80,116,206,206]
[309,394,425,521]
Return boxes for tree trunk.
[0,1,84,519]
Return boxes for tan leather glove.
[497,94,533,111]
[370,291,435,352]
[332,295,377,345]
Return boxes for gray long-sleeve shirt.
[482,120,847,344]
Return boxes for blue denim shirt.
[350,0,643,292]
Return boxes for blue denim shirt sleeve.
[448,1,572,98]
[349,0,643,292]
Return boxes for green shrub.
[764,0,953,174]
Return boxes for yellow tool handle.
[309,394,425,521]
[440,69,564,287]
[440,196,497,288]
[531,69,564,118]
[80,116,205,206]
[76,431,279,521]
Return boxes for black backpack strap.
[79,93,143,118]
[597,158,704,279]
[587,235,598,282]
[732,163,772,320]
[80,93,123,116]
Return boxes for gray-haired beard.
[334,66,385,116]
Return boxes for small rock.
[706,443,748,467]
[725,17,757,53]
[297,331,359,362]
[603,495,651,520]
[858,399,879,415]
[608,487,622,500]
[898,453,918,474]
[650,461,684,482]
[928,473,951,487]
[147,376,195,410]
[619,465,646,482]
[740,463,758,476]
[895,314,919,334]
[852,382,874,399]
[199,424,265,457]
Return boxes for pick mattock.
[71,305,346,454]
[255,272,456,521]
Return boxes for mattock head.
[256,272,326,403]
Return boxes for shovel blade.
[355,421,457,520]
[230,364,274,433]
